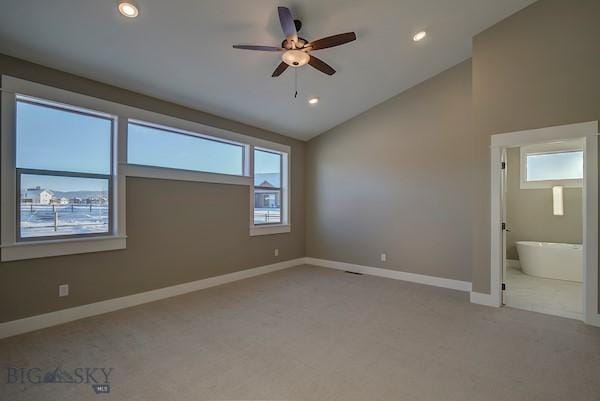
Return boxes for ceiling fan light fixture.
[118,0,140,18]
[282,50,310,67]
[413,31,427,42]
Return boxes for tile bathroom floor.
[505,266,582,320]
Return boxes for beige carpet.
[1,265,599,401]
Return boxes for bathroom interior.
[504,139,584,319]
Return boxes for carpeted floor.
[1,265,599,401]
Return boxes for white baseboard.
[586,312,600,328]
[305,257,472,292]
[0,257,304,340]
[470,291,501,307]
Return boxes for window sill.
[250,224,291,237]
[122,164,252,186]
[1,235,127,262]
[520,179,583,189]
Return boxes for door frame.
[489,121,599,326]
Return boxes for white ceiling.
[0,0,535,140]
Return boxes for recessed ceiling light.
[308,97,319,105]
[118,0,139,18]
[413,31,427,42]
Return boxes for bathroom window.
[520,141,584,189]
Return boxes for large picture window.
[253,149,282,225]
[16,98,113,240]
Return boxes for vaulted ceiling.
[0,0,536,140]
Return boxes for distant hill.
[46,190,108,199]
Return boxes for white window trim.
[519,139,584,189]
[122,164,252,186]
[1,76,293,260]
[1,76,127,261]
[249,147,291,236]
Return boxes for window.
[250,147,290,236]
[254,149,282,225]
[1,76,291,260]
[128,122,244,176]
[520,140,584,189]
[16,98,113,240]
[526,151,583,181]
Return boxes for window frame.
[253,148,283,226]
[250,146,290,236]
[16,168,113,241]
[1,75,292,260]
[14,96,115,242]
[127,119,247,177]
[1,77,127,261]
[520,140,584,189]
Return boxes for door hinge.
[502,222,506,230]
[501,161,506,170]
[502,283,506,291]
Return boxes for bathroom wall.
[505,147,582,260]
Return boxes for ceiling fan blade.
[308,55,336,75]
[233,45,282,52]
[272,62,289,77]
[278,6,298,43]
[308,32,356,51]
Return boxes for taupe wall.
[505,148,582,260]
[471,0,600,294]
[305,0,599,298]
[306,61,473,282]
[0,54,305,323]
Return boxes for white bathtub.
[516,241,582,282]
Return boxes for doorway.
[489,121,599,325]
[502,140,584,319]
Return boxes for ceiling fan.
[233,6,356,77]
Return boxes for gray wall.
[0,54,305,323]
[306,0,599,300]
[471,0,600,294]
[306,61,473,282]
[505,147,582,260]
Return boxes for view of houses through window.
[254,149,282,225]
[16,98,112,239]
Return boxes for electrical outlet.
[59,284,69,297]
[274,248,279,257]
[380,253,387,262]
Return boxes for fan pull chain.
[294,68,298,98]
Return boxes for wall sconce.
[552,186,564,216]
